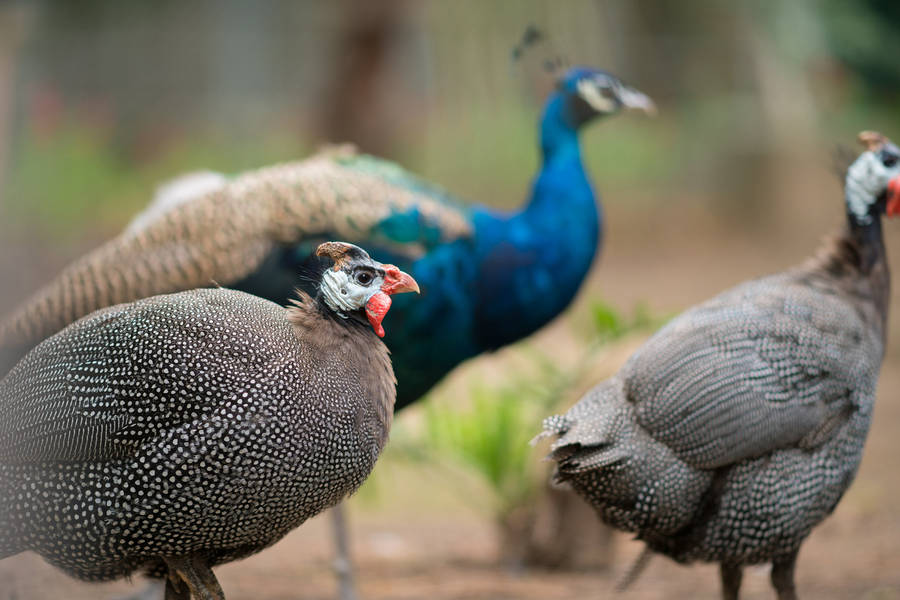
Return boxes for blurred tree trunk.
[316,0,417,158]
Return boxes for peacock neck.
[540,95,583,167]
[523,93,597,219]
[470,93,601,351]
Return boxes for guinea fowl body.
[0,68,650,410]
[555,259,884,559]
[0,239,415,592]
[0,289,392,577]
[540,136,899,599]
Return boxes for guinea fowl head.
[556,67,656,128]
[315,241,419,338]
[845,131,900,224]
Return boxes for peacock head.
[315,242,419,338]
[556,67,656,129]
[845,131,900,224]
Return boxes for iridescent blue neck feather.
[466,90,601,353]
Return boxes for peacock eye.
[355,271,373,285]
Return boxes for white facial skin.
[846,148,900,224]
[319,268,384,317]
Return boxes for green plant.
[590,298,663,343]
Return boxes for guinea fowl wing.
[621,272,879,470]
[0,288,293,465]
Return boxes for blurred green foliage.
[590,298,659,342]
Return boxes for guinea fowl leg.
[720,563,743,600]
[163,556,225,600]
[331,502,359,600]
[771,551,799,600]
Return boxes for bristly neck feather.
[808,202,890,335]
[845,206,887,275]
[286,290,395,441]
[848,208,891,336]
[286,290,372,339]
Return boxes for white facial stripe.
[320,269,382,316]
[845,150,898,224]
[576,79,616,113]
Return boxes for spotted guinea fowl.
[0,63,654,409]
[537,132,900,600]
[0,241,418,599]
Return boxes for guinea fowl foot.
[163,556,225,600]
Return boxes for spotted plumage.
[0,242,418,598]
[538,133,900,600]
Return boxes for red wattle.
[365,291,392,338]
[887,176,900,217]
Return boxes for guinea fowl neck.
[287,291,395,436]
[846,210,887,275]
[837,209,891,334]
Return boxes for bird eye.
[881,150,898,168]
[355,271,373,285]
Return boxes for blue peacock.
[0,65,655,407]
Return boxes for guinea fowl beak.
[380,265,420,295]
[364,265,419,338]
[618,85,657,116]
[887,175,900,217]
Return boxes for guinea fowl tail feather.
[538,379,712,537]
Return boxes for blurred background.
[1,1,899,599]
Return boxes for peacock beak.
[380,265,420,295]
[888,175,900,217]
[617,85,657,116]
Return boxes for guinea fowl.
[537,132,900,600]
[0,64,654,407]
[0,241,419,600]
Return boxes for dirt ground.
[2,175,900,599]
